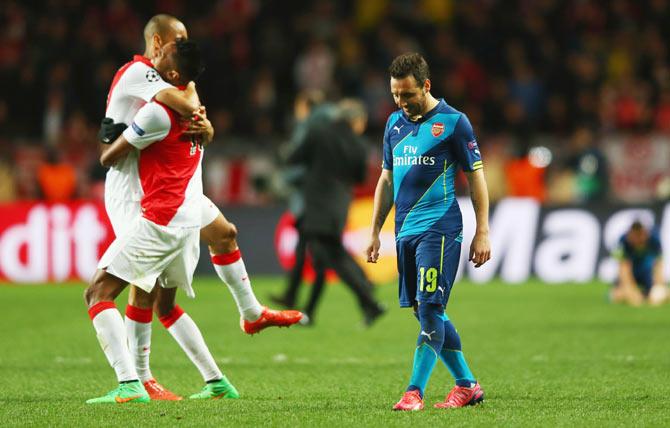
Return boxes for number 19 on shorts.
[419,267,438,292]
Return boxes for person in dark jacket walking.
[271,91,325,310]
[284,99,385,326]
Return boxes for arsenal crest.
[431,122,444,137]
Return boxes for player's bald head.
[143,14,188,60]
[143,14,187,45]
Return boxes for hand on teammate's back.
[98,118,128,144]
[183,106,214,144]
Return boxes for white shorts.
[105,196,142,237]
[105,194,219,236]
[97,217,200,298]
[199,194,220,228]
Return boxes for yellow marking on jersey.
[440,235,445,274]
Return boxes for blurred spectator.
[566,126,609,202]
[0,150,16,202]
[294,38,335,94]
[508,61,545,122]
[653,90,670,133]
[504,152,547,202]
[37,149,77,202]
[43,90,65,146]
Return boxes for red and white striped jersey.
[122,102,203,228]
[105,55,174,202]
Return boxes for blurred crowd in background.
[1,0,669,205]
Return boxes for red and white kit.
[104,55,218,238]
[98,102,202,297]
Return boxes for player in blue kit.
[366,53,491,411]
[611,221,669,306]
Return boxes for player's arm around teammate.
[154,81,199,117]
[100,107,212,167]
[183,106,214,145]
[100,136,134,166]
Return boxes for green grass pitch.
[0,277,669,427]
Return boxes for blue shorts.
[396,230,462,308]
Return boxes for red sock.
[159,305,185,329]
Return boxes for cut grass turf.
[0,278,669,427]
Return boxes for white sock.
[88,302,138,382]
[124,305,154,383]
[160,306,223,382]
[211,249,263,321]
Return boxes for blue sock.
[407,303,445,398]
[440,317,476,387]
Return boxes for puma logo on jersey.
[420,330,436,341]
[393,125,404,134]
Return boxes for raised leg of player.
[202,213,302,334]
[84,270,149,404]
[203,214,263,321]
[154,287,239,399]
[210,249,262,321]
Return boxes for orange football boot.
[434,382,484,408]
[241,307,303,334]
[392,390,424,411]
[143,379,183,401]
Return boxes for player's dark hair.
[389,52,430,87]
[174,39,205,82]
[630,220,644,231]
